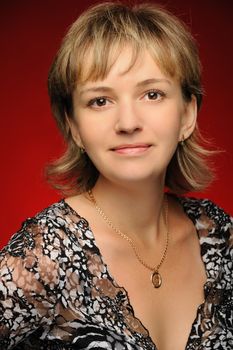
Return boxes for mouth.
[111,144,152,155]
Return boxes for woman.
[0,2,232,350]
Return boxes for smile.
[111,144,151,155]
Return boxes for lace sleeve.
[0,218,59,349]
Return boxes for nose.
[114,102,142,134]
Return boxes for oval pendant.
[151,271,162,288]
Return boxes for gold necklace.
[88,190,169,288]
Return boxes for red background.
[0,0,232,248]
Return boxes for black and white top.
[0,196,232,349]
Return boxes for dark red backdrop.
[1,0,232,248]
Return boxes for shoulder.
[0,200,95,307]
[177,196,232,229]
[0,200,90,260]
[176,196,232,291]
[176,195,233,248]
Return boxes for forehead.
[76,43,177,87]
[104,48,163,77]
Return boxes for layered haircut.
[47,1,213,195]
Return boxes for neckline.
[60,195,220,349]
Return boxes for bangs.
[67,6,184,87]
[74,40,140,83]
[72,37,180,87]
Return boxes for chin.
[102,169,163,186]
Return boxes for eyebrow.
[79,78,171,96]
[79,86,114,96]
[136,78,171,87]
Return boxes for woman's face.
[70,48,196,187]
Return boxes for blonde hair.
[47,1,214,195]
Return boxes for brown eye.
[148,91,160,100]
[87,97,109,108]
[95,98,107,106]
[143,90,165,102]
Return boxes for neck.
[89,176,166,245]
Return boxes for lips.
[111,143,151,155]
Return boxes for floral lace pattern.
[0,196,232,349]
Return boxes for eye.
[144,90,165,101]
[87,97,109,108]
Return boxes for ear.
[66,114,84,148]
[179,95,197,141]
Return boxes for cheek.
[77,122,105,152]
[76,110,113,149]
[148,107,182,139]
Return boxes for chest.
[95,234,207,350]
[118,265,205,350]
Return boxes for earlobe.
[180,95,197,141]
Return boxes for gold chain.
[88,190,169,288]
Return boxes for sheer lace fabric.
[0,197,232,349]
